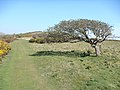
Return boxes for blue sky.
[0,0,120,35]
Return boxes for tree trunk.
[94,45,101,56]
[91,44,101,56]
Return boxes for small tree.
[52,19,112,56]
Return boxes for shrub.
[36,38,45,44]
[0,35,16,43]
[29,38,36,43]
[29,38,46,44]
[0,40,11,59]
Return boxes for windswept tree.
[51,19,112,56]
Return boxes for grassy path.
[0,40,49,90]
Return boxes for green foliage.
[29,38,46,44]
[36,38,45,43]
[29,38,36,43]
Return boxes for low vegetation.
[0,34,16,43]
[0,40,11,62]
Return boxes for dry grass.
[30,41,93,52]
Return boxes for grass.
[0,40,120,90]
[0,40,49,90]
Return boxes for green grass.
[0,40,50,90]
[0,40,120,90]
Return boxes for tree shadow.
[30,50,91,58]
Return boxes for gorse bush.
[36,38,45,43]
[29,38,36,43]
[29,38,46,44]
[0,40,11,59]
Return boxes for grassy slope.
[0,40,120,90]
[30,41,120,90]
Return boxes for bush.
[36,38,45,44]
[0,40,11,59]
[29,38,46,44]
[29,38,36,43]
